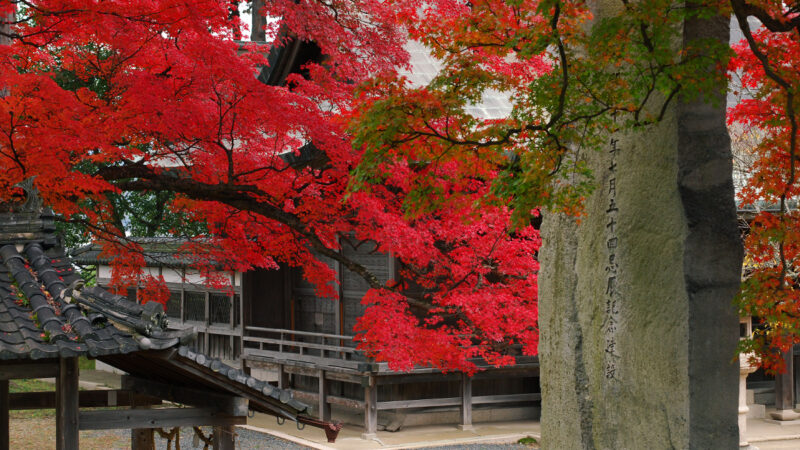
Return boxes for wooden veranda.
[243,326,541,438]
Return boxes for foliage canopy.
[0,0,795,371]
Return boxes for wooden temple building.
[74,236,540,437]
[0,182,339,449]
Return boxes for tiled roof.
[70,237,200,267]
[0,202,312,422]
[0,242,191,360]
[71,247,193,267]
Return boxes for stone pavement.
[70,369,800,449]
[745,412,800,450]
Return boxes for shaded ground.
[10,417,129,449]
[8,374,539,449]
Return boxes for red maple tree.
[729,2,800,371]
[0,0,795,372]
[0,0,540,373]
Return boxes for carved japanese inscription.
[604,138,620,380]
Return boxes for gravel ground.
[145,427,538,449]
[12,417,535,449]
[155,428,539,449]
[149,428,536,449]
[146,426,311,449]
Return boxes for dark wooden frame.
[0,358,248,450]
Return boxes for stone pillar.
[738,317,759,448]
[538,11,742,450]
[739,355,758,448]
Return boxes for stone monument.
[538,10,743,450]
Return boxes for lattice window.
[209,293,231,325]
[165,291,181,318]
[185,291,206,322]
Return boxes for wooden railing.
[242,326,365,369]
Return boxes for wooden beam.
[327,394,365,410]
[9,390,161,410]
[244,349,364,371]
[121,376,248,416]
[290,389,365,410]
[473,393,541,404]
[377,397,462,410]
[375,393,543,411]
[0,380,8,450]
[459,373,473,430]
[0,360,59,380]
[376,373,460,385]
[80,407,246,430]
[472,368,540,379]
[56,357,79,450]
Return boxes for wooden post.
[0,380,8,450]
[131,428,154,450]
[278,364,289,389]
[204,292,210,352]
[318,370,330,421]
[334,257,342,336]
[181,268,186,322]
[56,357,79,450]
[212,425,235,450]
[251,0,266,42]
[794,347,800,409]
[776,348,794,410]
[459,372,473,430]
[362,376,377,439]
[130,396,154,450]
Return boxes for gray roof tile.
[0,205,312,427]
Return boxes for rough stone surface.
[539,11,741,450]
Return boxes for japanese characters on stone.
[604,138,621,380]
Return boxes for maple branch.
[730,0,800,33]
[94,164,435,311]
[543,0,569,130]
